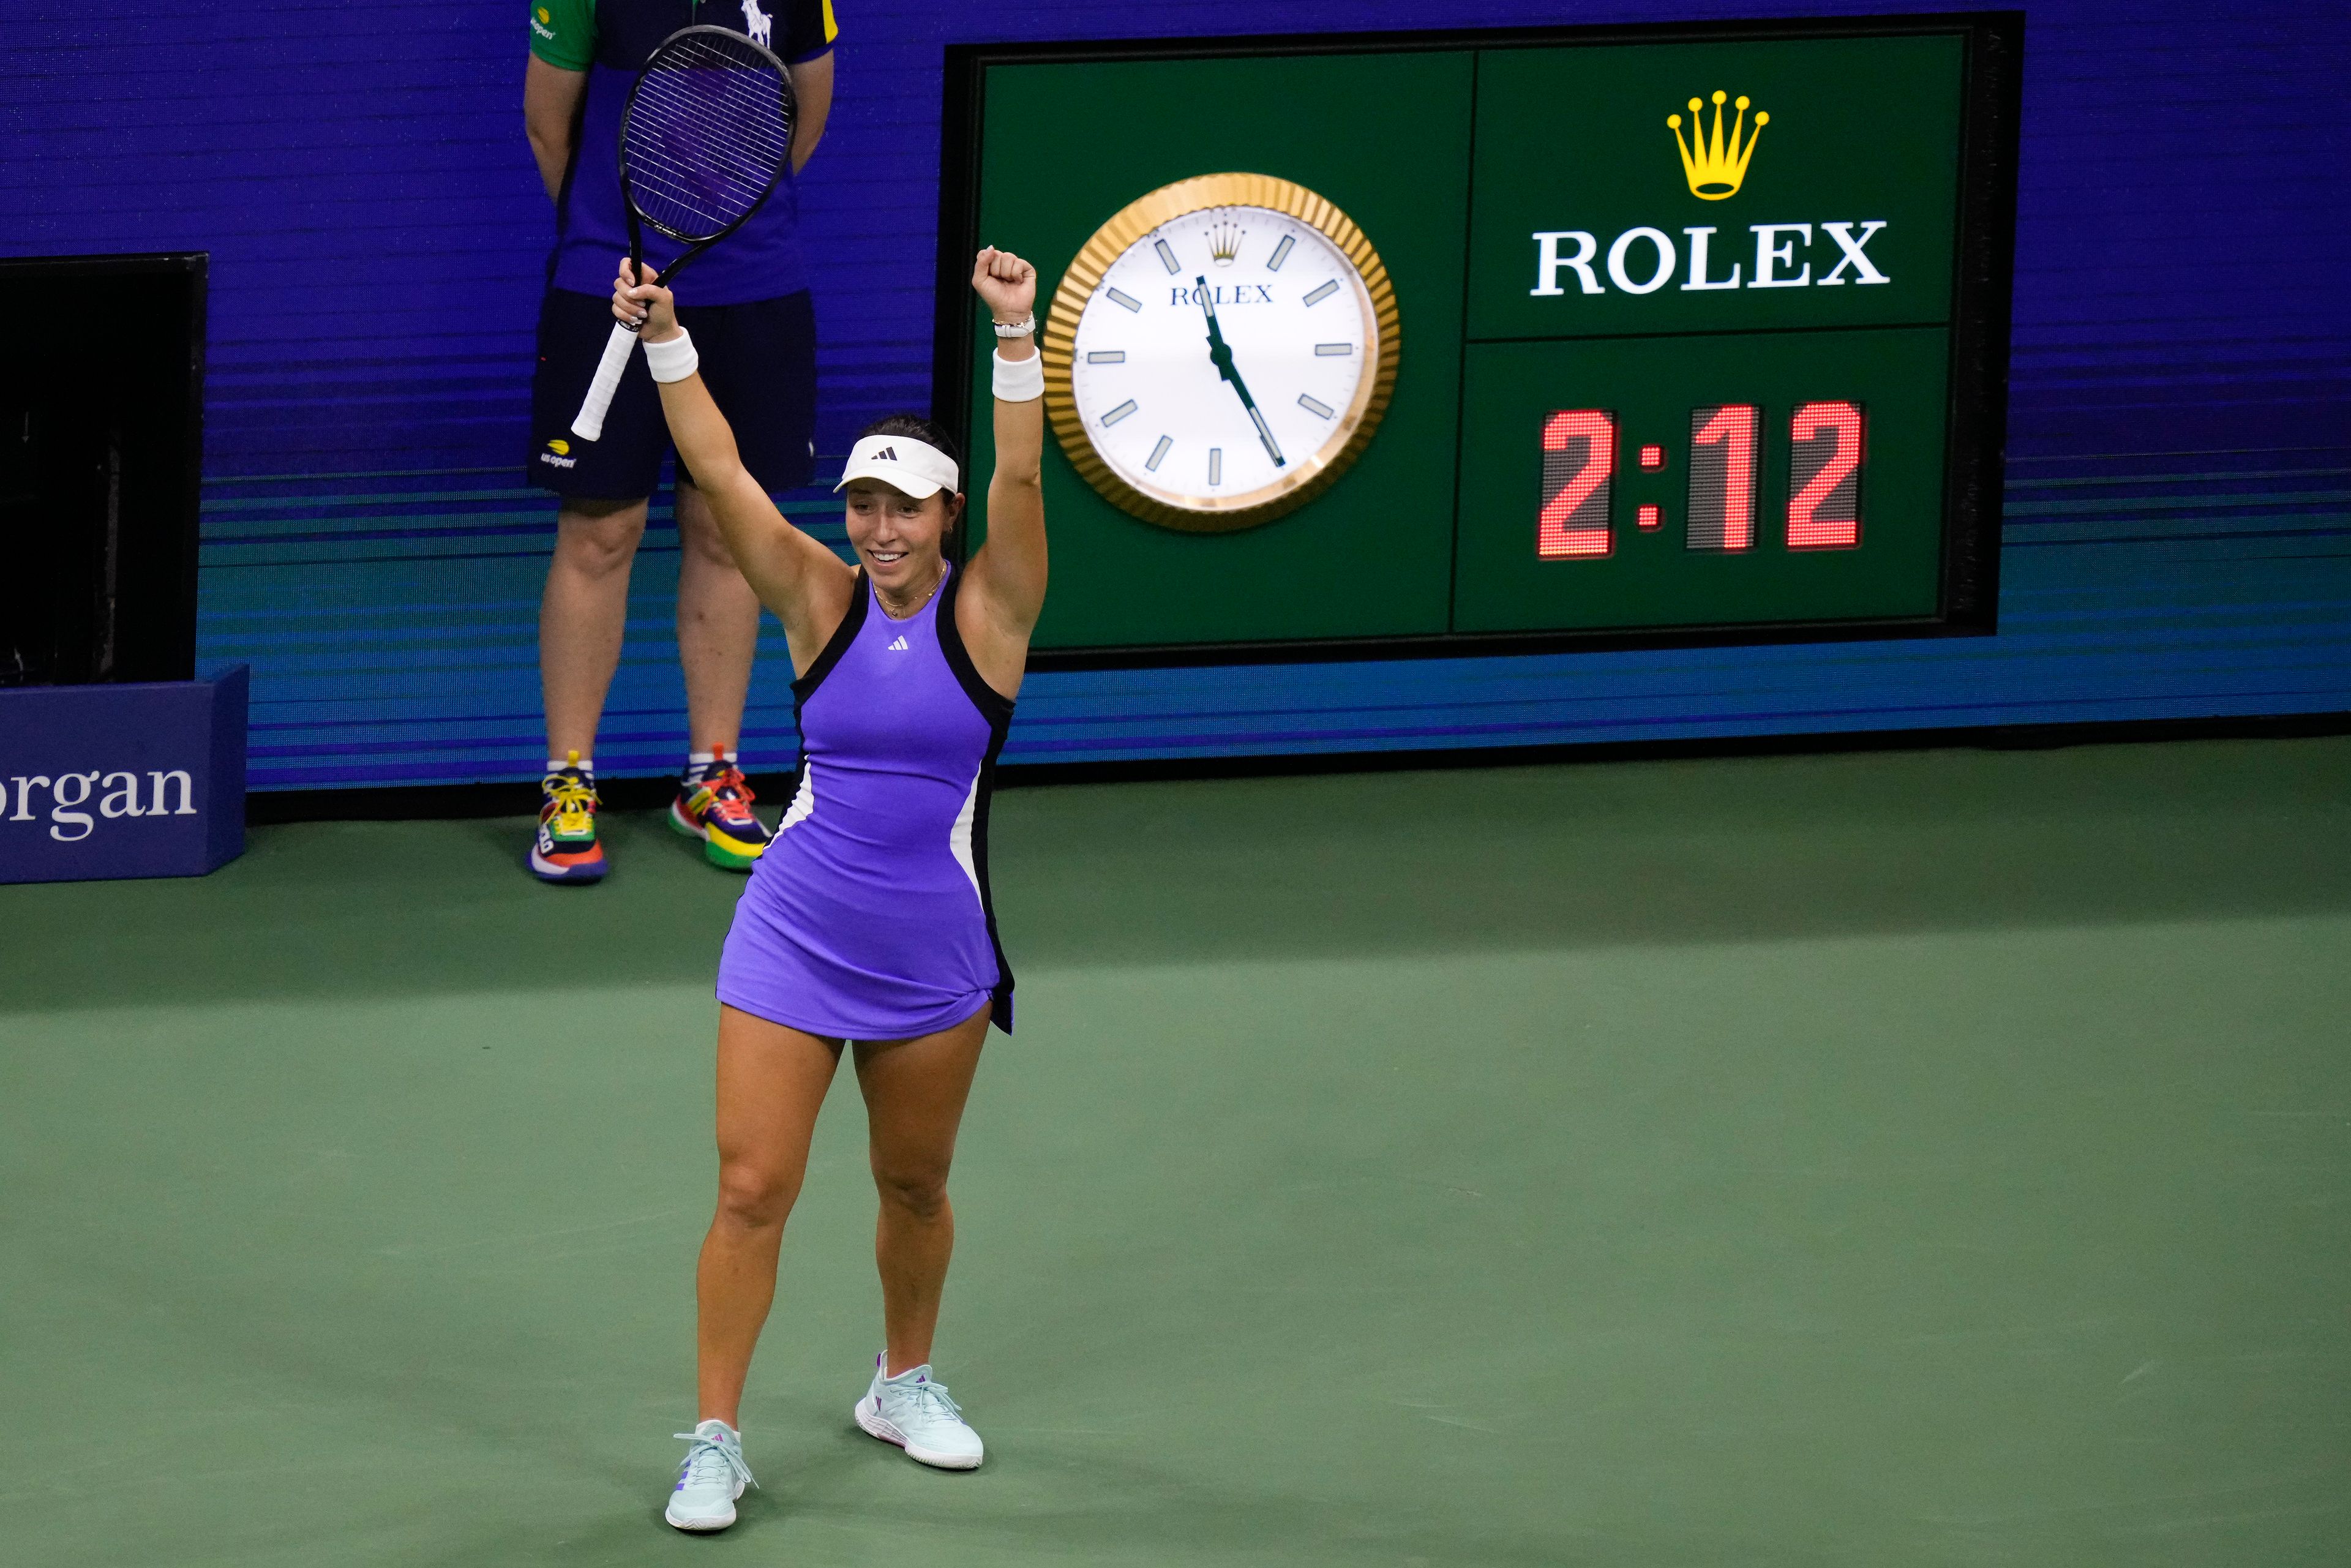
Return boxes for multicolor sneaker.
[854,1355,984,1470]
[664,1417,756,1532]
[669,747,773,871]
[530,753,607,883]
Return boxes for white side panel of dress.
[948,768,983,906]
[778,762,817,833]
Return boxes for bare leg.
[673,479,762,758]
[695,1005,844,1427]
[854,1007,990,1376]
[541,497,648,762]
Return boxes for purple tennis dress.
[716,565,1015,1039]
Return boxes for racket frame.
[617,24,797,291]
[572,24,797,441]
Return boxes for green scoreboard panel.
[940,14,2021,666]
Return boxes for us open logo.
[1,768,199,844]
[1529,88,1890,298]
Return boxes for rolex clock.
[1040,173,1401,533]
[951,14,2015,662]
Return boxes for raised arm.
[962,249,1047,677]
[613,261,853,670]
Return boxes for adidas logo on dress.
[888,636,910,651]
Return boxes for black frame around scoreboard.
[934,12,2023,672]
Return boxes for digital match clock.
[1535,400,1865,560]
[945,13,2019,664]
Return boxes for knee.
[714,1158,800,1231]
[872,1160,951,1222]
[555,501,646,577]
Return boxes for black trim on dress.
[933,565,1018,726]
[934,565,1018,1032]
[791,567,869,704]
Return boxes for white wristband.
[643,328,699,384]
[992,347,1044,402]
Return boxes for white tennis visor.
[834,435,960,500]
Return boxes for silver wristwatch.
[991,313,1036,337]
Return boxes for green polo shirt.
[530,0,838,72]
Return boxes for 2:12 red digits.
[1535,401,1865,559]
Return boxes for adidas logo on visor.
[836,435,960,495]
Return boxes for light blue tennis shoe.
[854,1355,985,1470]
[664,1417,756,1531]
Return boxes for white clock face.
[1065,204,1378,514]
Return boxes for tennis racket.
[570,24,797,441]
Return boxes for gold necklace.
[877,559,946,620]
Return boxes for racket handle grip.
[571,321,639,442]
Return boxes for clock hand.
[1194,276,1285,468]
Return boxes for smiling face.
[842,479,964,595]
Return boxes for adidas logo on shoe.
[888,636,910,651]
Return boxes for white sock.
[548,757,594,776]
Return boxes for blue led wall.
[4,1,2345,790]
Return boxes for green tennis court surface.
[4,739,2348,1566]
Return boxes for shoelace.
[891,1376,964,1425]
[696,767,759,824]
[672,1430,758,1492]
[541,773,598,827]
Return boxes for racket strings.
[623,34,793,242]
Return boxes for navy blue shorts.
[528,287,817,500]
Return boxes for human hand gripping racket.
[569,24,797,441]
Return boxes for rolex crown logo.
[1668,89,1769,200]
[1206,219,1243,268]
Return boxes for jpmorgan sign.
[0,666,247,885]
[4,768,201,842]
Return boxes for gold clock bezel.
[1041,172,1401,535]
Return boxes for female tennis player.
[609,246,1046,1531]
